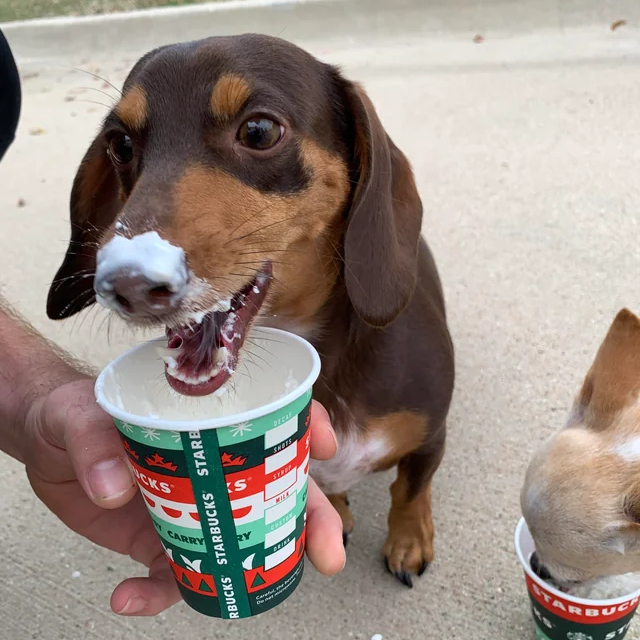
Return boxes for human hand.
[22,380,345,615]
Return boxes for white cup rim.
[515,517,640,606]
[94,327,321,431]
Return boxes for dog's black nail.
[384,557,391,574]
[418,561,429,577]
[344,496,350,506]
[342,532,349,547]
[397,571,413,588]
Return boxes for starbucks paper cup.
[515,518,640,640]
[95,327,320,619]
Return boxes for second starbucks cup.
[95,327,320,619]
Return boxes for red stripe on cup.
[225,465,265,499]
[245,525,306,592]
[130,459,195,502]
[525,575,640,624]
[232,505,253,520]
[298,429,311,463]
[167,558,217,596]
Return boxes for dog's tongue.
[164,311,235,396]
[162,266,272,396]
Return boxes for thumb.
[35,379,137,508]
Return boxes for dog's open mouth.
[160,263,272,396]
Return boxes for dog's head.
[48,34,423,396]
[522,309,640,588]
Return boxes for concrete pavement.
[2,1,640,638]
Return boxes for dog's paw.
[327,493,354,546]
[383,484,434,589]
[383,527,433,588]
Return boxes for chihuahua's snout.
[530,552,552,582]
[94,231,188,317]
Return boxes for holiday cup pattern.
[525,574,640,640]
[114,389,312,619]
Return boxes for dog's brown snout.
[96,270,185,317]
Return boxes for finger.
[309,400,337,461]
[39,380,137,508]
[305,478,346,575]
[111,555,182,616]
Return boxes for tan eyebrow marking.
[210,74,251,120]
[116,85,147,130]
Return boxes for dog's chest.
[310,430,391,495]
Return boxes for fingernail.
[116,596,147,615]
[329,424,339,452]
[88,457,135,501]
[339,550,347,572]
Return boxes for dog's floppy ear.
[47,133,121,319]
[341,81,423,328]
[571,309,640,430]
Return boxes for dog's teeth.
[215,347,229,365]
[256,272,271,286]
[165,359,223,386]
[186,310,207,324]
[213,298,231,312]
[156,345,182,370]
[252,286,260,294]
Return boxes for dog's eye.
[237,117,283,150]
[108,133,134,165]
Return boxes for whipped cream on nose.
[95,231,188,302]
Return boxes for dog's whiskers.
[59,288,95,316]
[75,99,114,110]
[70,67,123,97]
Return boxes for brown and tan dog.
[522,309,640,595]
[47,34,455,587]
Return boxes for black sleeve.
[0,28,21,162]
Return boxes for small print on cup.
[95,327,321,619]
[515,518,640,640]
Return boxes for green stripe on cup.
[176,584,222,618]
[160,537,217,575]
[114,419,183,450]
[216,390,312,447]
[529,597,637,640]
[235,520,267,549]
[238,542,266,570]
[149,511,207,553]
[117,433,190,476]
[535,628,552,640]
[236,479,308,549]
[182,429,252,620]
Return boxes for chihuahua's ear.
[571,309,640,430]
[624,487,640,527]
[607,489,640,554]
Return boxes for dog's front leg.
[383,430,445,588]
[327,492,355,546]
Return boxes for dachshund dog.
[47,34,455,587]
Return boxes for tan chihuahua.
[521,309,640,598]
